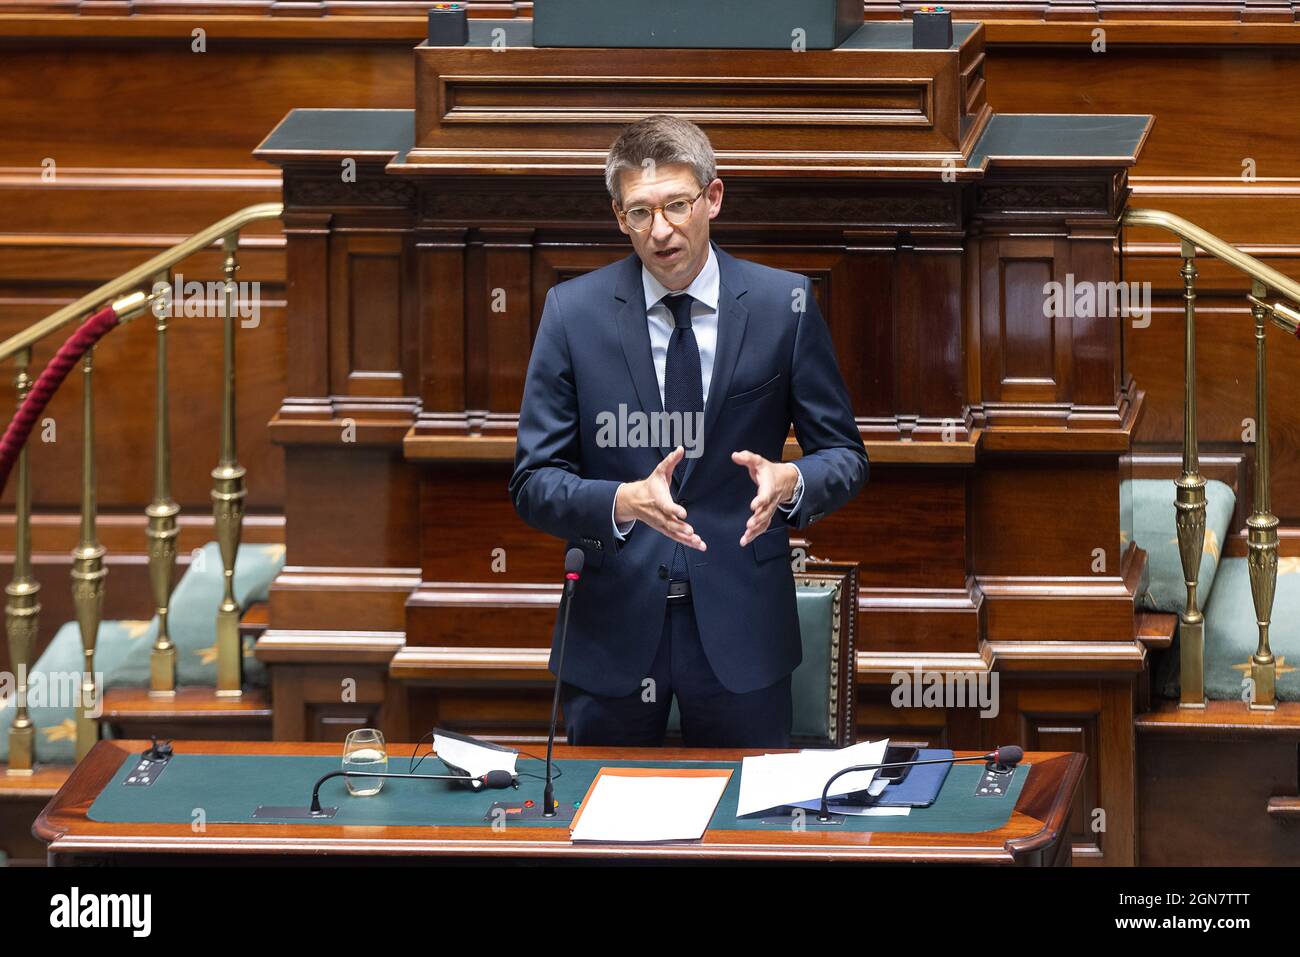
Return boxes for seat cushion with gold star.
[0,542,285,764]
[1157,556,1300,701]
[1128,478,1236,614]
[106,542,285,688]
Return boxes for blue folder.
[871,748,953,808]
[822,748,953,811]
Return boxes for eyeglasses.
[617,187,708,232]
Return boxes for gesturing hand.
[614,447,707,551]
[732,450,800,547]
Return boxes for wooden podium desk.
[36,741,1084,866]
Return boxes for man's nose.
[650,209,676,242]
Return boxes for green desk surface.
[257,107,1150,173]
[88,752,1027,835]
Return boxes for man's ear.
[706,178,724,220]
[611,199,629,236]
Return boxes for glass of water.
[342,729,387,796]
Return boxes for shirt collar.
[641,243,720,314]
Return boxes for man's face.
[613,162,723,291]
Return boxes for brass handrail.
[1125,208,1300,308]
[1124,207,1294,710]
[4,201,283,770]
[0,202,282,364]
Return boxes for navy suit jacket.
[509,242,868,696]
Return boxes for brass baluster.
[1175,239,1208,708]
[5,350,40,774]
[147,269,180,695]
[71,347,106,760]
[1247,280,1278,709]
[212,234,246,696]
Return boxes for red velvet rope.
[0,304,122,497]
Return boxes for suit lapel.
[613,254,669,474]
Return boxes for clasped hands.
[613,446,799,550]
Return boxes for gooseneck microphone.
[815,745,1025,822]
[542,547,585,818]
[309,768,514,814]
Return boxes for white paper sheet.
[570,774,731,843]
[736,739,890,817]
[434,733,518,779]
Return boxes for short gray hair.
[605,114,717,206]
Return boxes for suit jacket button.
[658,564,669,579]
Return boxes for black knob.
[657,564,669,579]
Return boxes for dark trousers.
[560,597,792,748]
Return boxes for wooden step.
[1136,611,1177,649]
[240,600,269,641]
[101,686,273,741]
[1136,698,1300,736]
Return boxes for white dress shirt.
[611,246,803,540]
[643,242,722,407]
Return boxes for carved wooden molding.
[976,180,1111,216]
[285,173,416,210]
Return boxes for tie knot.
[665,293,695,330]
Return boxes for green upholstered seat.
[108,541,285,688]
[1158,556,1300,702]
[0,542,284,764]
[1127,479,1236,614]
[668,567,856,746]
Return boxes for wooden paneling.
[982,37,1300,527]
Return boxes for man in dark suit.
[509,114,868,748]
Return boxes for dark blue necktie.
[661,292,701,580]
[662,293,703,425]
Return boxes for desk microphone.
[309,768,514,814]
[815,745,1024,821]
[544,547,584,818]
[492,547,584,822]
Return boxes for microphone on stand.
[815,745,1025,822]
[489,547,585,822]
[309,768,514,814]
[543,547,584,818]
